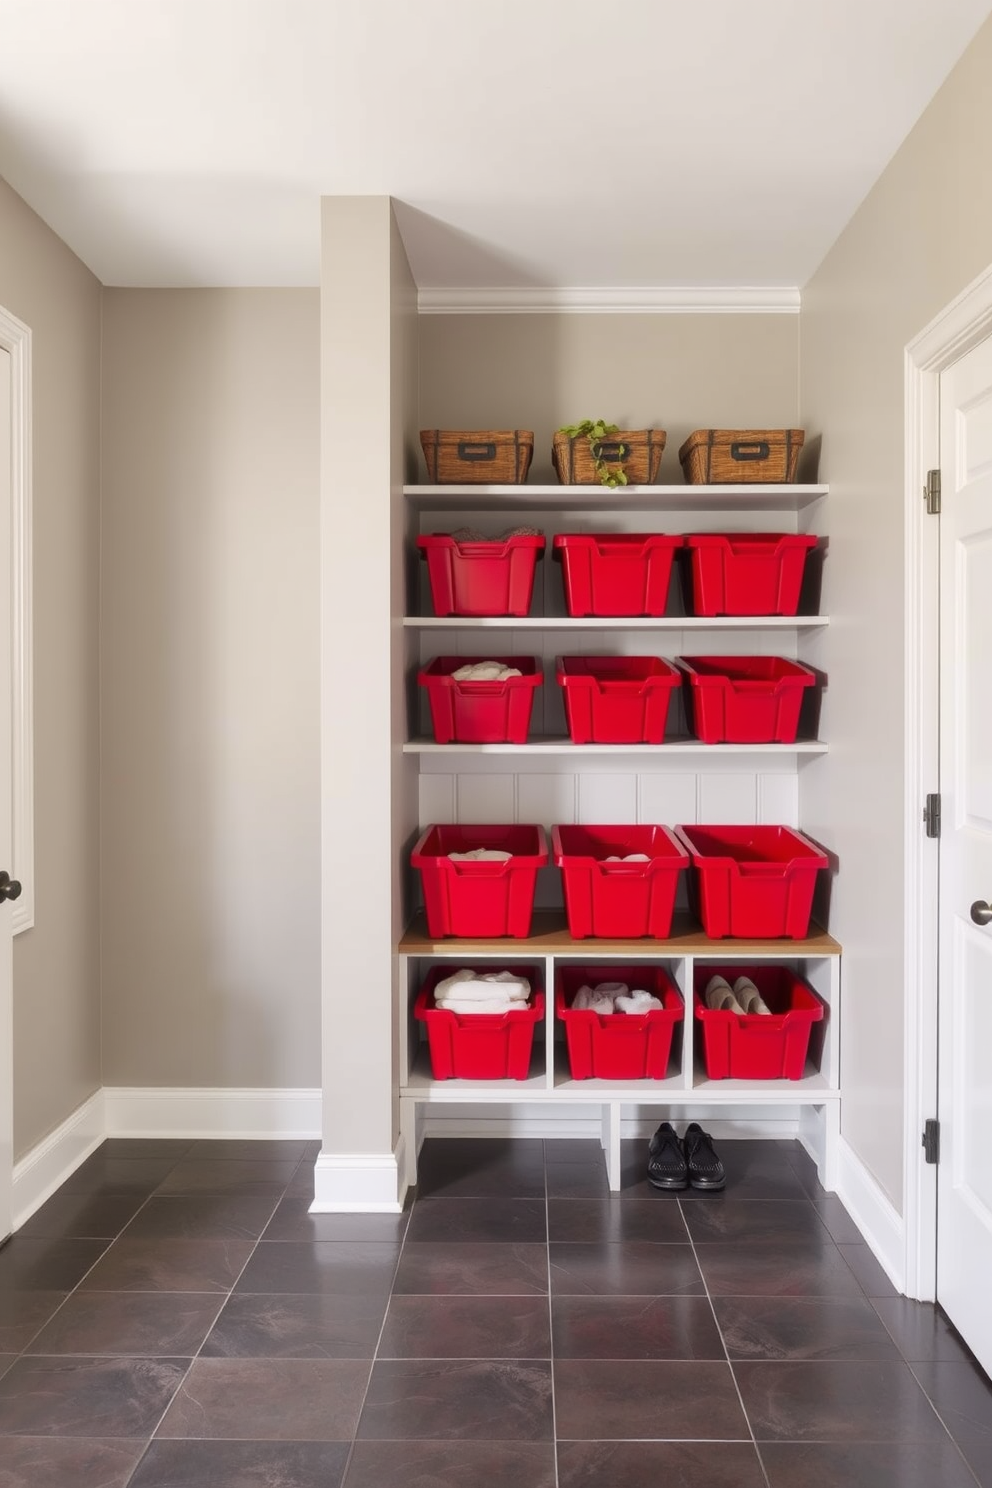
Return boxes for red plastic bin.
[410,824,549,938]
[676,655,816,743]
[556,656,680,744]
[556,963,684,1080]
[417,533,546,617]
[418,656,543,744]
[552,534,683,616]
[692,964,825,1079]
[683,533,818,615]
[674,824,829,939]
[414,966,544,1080]
[552,824,689,938]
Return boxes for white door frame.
[0,305,33,936]
[904,259,992,1301]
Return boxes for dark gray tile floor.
[0,1134,991,1486]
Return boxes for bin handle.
[730,441,770,462]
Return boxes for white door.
[0,347,13,1243]
[936,335,992,1370]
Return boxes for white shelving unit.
[398,478,840,1194]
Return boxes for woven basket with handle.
[678,429,805,484]
[552,429,666,486]
[420,429,534,484]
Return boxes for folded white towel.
[451,662,523,683]
[602,852,652,862]
[438,996,525,1014]
[571,984,595,1010]
[481,971,531,997]
[438,978,530,1002]
[593,981,628,999]
[447,848,513,862]
[433,968,477,1000]
[616,993,663,1013]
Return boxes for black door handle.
[0,871,22,903]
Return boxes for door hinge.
[923,1118,940,1164]
[924,792,941,838]
[925,468,941,514]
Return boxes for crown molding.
[417,285,801,315]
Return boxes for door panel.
[937,336,992,1371]
[0,347,11,1241]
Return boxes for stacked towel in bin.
[572,979,663,1014]
[433,968,532,1014]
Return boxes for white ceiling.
[0,0,989,292]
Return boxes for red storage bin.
[556,963,684,1080]
[410,824,549,938]
[418,656,543,744]
[674,824,829,940]
[552,824,689,938]
[415,966,544,1080]
[556,656,680,744]
[692,964,825,1079]
[683,533,818,615]
[552,534,683,616]
[676,655,816,744]
[417,533,546,617]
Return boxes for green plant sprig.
[557,419,629,488]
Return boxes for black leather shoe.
[647,1122,688,1190]
[683,1123,726,1190]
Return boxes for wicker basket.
[552,429,666,486]
[420,429,534,484]
[679,429,805,485]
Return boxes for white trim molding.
[102,1086,322,1139]
[903,258,992,1301]
[835,1134,905,1294]
[311,1141,407,1214]
[12,1089,104,1229]
[417,285,801,316]
[0,305,33,934]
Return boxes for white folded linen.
[438,996,527,1014]
[616,992,663,1013]
[450,661,523,682]
[447,848,513,861]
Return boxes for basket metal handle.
[457,441,497,462]
[730,441,770,462]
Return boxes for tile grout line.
[544,1140,560,1488]
[678,1185,773,1488]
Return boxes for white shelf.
[404,737,828,756]
[400,1061,837,1105]
[404,614,829,630]
[405,482,828,513]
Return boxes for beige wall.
[100,289,321,1088]
[0,178,103,1157]
[799,14,992,1213]
[419,313,800,480]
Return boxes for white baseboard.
[311,1140,406,1213]
[835,1133,905,1292]
[12,1089,105,1229]
[102,1086,322,1138]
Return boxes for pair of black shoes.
[647,1121,726,1191]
